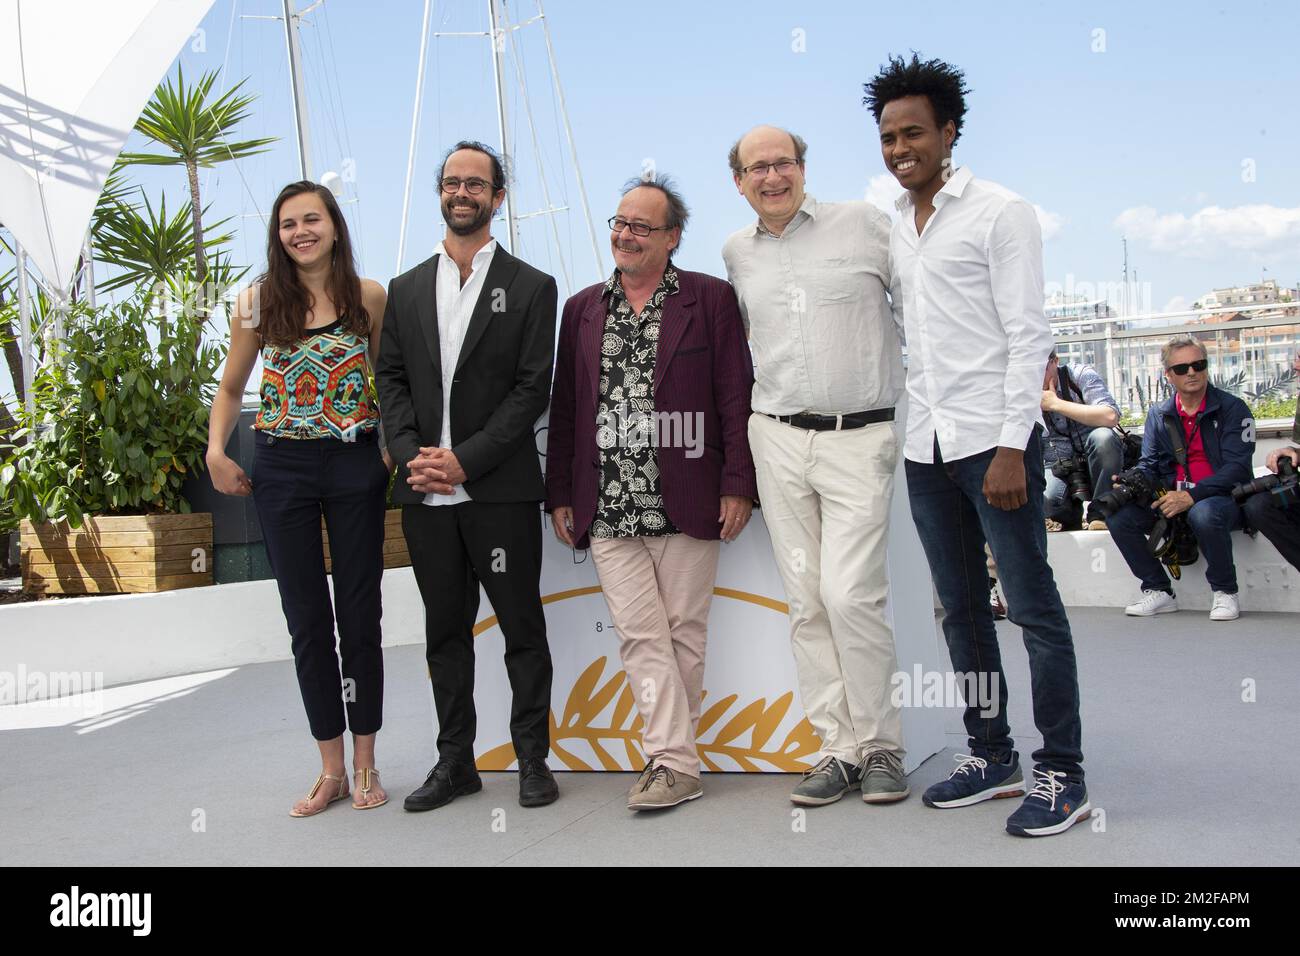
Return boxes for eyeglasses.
[1167,359,1208,375]
[440,177,495,195]
[740,158,799,180]
[607,216,672,237]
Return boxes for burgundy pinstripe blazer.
[544,268,758,550]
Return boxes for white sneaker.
[1125,589,1179,616]
[1210,591,1240,621]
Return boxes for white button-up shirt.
[722,194,904,416]
[423,238,497,507]
[889,167,1052,463]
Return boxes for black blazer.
[376,245,558,505]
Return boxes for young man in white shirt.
[865,54,1089,837]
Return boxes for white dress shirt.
[722,195,903,416]
[889,167,1052,463]
[423,238,497,506]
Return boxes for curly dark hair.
[862,53,971,145]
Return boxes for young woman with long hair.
[207,180,392,816]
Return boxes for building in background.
[1047,280,1299,418]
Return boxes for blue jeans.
[1044,427,1125,525]
[905,431,1084,779]
[1107,495,1244,594]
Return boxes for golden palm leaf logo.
[475,586,819,772]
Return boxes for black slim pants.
[1244,489,1300,570]
[402,500,552,764]
[252,430,387,740]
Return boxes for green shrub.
[1,296,224,528]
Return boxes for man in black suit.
[377,141,559,809]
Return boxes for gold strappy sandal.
[289,772,349,818]
[352,768,388,810]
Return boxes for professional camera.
[1091,466,1158,519]
[1050,454,1092,502]
[1231,458,1298,509]
[1148,514,1199,579]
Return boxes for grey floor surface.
[3,606,1298,866]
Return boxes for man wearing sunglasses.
[546,174,757,811]
[1107,335,1255,621]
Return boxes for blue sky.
[118,0,1300,320]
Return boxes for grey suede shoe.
[790,755,862,806]
[627,763,702,810]
[628,761,657,801]
[860,749,910,803]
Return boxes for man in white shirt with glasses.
[722,125,910,809]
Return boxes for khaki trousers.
[590,534,721,777]
[747,412,905,764]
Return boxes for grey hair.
[727,127,808,177]
[621,173,690,240]
[1161,335,1208,369]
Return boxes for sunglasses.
[1167,359,1208,375]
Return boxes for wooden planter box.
[323,508,410,572]
[20,513,214,595]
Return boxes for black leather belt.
[764,408,895,431]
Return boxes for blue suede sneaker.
[1005,768,1091,837]
[922,751,1026,808]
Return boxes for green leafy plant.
[93,190,232,295]
[119,67,276,285]
[1247,395,1298,422]
[2,66,272,545]
[0,297,223,527]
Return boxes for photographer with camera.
[1238,352,1300,569]
[1041,351,1123,531]
[1102,336,1255,621]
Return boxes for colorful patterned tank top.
[254,318,380,440]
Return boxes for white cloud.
[863,173,903,219]
[1034,205,1064,242]
[861,173,1064,241]
[1162,295,1190,314]
[1115,203,1300,257]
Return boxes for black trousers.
[252,430,387,740]
[402,500,552,764]
[1244,490,1300,570]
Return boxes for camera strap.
[1164,413,1190,481]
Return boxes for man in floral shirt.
[545,174,757,812]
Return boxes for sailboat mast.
[487,0,518,252]
[282,0,314,181]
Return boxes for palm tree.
[119,67,276,287]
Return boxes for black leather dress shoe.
[517,756,559,807]
[403,758,482,812]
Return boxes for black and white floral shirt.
[590,267,681,539]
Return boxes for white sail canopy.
[0,0,215,291]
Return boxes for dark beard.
[442,197,493,236]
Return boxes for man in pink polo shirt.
[1104,336,1256,621]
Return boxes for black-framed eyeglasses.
[1167,358,1208,375]
[740,158,799,180]
[607,216,672,237]
[440,177,495,195]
